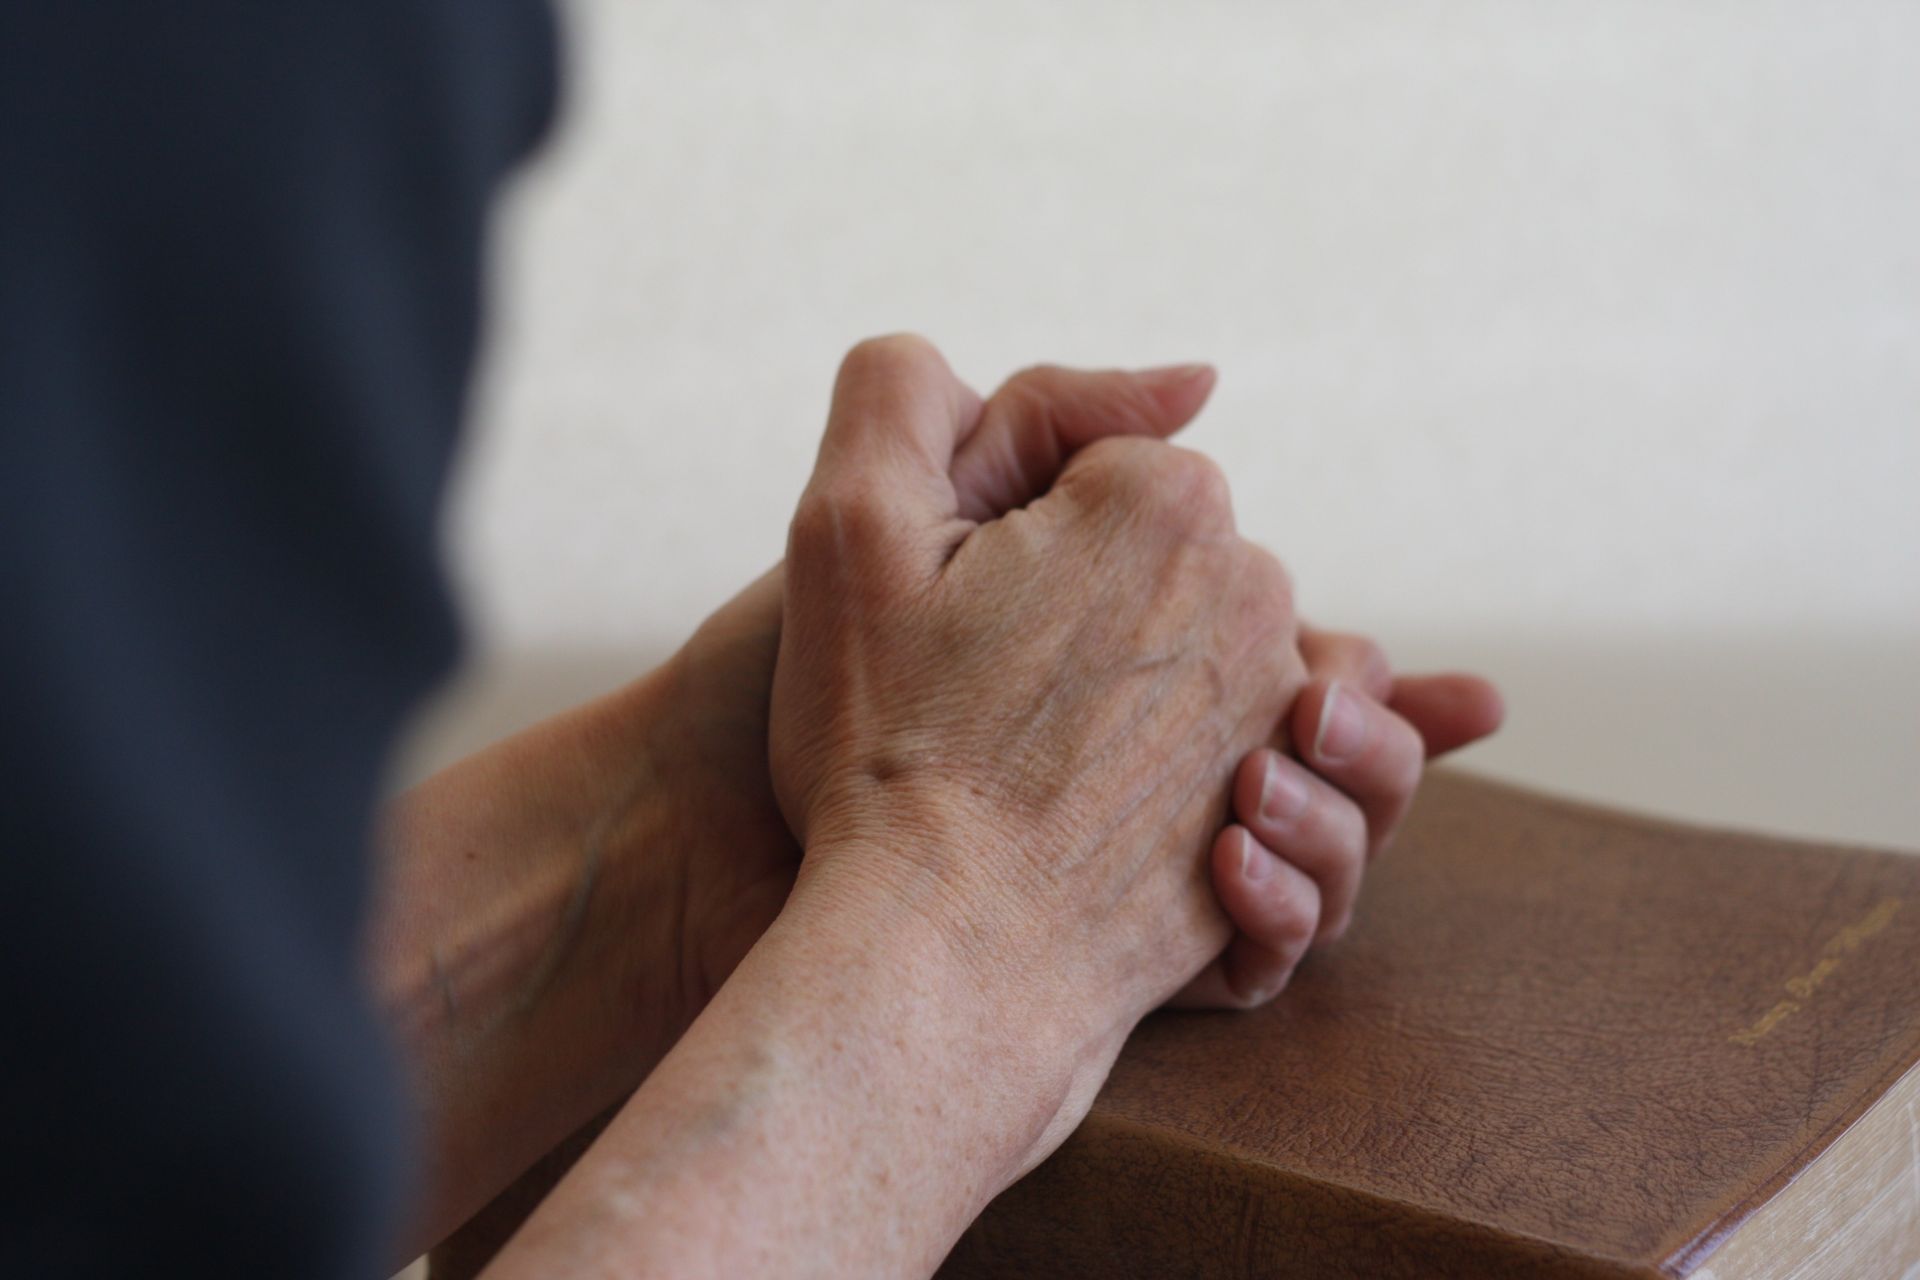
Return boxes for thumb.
[949,362,1216,521]
[803,334,986,554]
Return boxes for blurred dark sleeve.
[0,3,555,1275]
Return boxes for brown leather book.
[432,772,1920,1279]
[942,772,1920,1279]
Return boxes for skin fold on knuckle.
[1242,546,1296,637]
[1214,547,1294,663]
[1342,708,1425,825]
[1138,446,1233,541]
[999,363,1069,413]
[1057,439,1233,547]
[1306,629,1392,693]
[787,485,907,587]
[1228,848,1316,967]
[1211,551,1300,725]
[1263,785,1353,901]
[1053,434,1156,512]
[991,369,1067,448]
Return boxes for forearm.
[480,869,1073,1280]
[365,668,703,1257]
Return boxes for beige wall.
[416,0,1920,846]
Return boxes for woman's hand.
[769,336,1308,1172]
[647,344,1509,1029]
[425,335,1504,1275]
[475,337,1499,1280]
[479,338,1313,1280]
[1174,629,1505,1008]
[419,349,1231,1269]
[651,358,1227,1016]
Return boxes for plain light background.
[405,0,1919,848]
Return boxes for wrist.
[778,831,1107,1177]
[638,645,801,1004]
[488,866,1083,1277]
[367,668,700,1251]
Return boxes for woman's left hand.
[1172,627,1505,1008]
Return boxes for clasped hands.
[388,334,1503,1268]
[673,335,1501,1026]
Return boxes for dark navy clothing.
[1,4,556,1273]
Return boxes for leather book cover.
[940,771,1920,1279]
[432,772,1920,1278]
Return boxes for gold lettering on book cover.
[1730,897,1902,1047]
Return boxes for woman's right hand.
[769,334,1306,1168]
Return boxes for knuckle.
[1076,432,1158,474]
[1231,885,1320,1007]
[1074,442,1235,535]
[1057,442,1245,561]
[1231,546,1300,665]
[1349,635,1393,689]
[787,492,836,556]
[1263,875,1321,953]
[789,483,902,566]
[1149,446,1233,530]
[1059,434,1156,502]
[1325,790,1370,864]
[1002,362,1069,401]
[1243,545,1296,620]
[994,366,1066,435]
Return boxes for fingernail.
[1260,755,1310,825]
[1240,832,1275,881]
[1313,681,1369,764]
